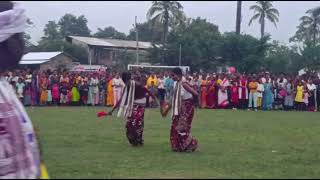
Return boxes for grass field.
[27,107,320,179]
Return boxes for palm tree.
[291,7,320,45]
[305,7,320,47]
[236,1,242,35]
[248,1,279,39]
[147,1,185,44]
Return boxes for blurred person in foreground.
[0,1,47,179]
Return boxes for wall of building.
[68,38,151,66]
[40,54,74,71]
[70,38,90,51]
[88,47,152,67]
[91,47,113,66]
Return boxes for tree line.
[25,1,320,74]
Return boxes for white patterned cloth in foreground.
[0,2,27,43]
[0,79,41,179]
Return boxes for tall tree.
[93,26,127,40]
[265,41,303,74]
[290,6,320,70]
[291,7,320,46]
[147,1,185,44]
[127,21,163,42]
[58,14,91,37]
[37,14,91,64]
[151,17,221,69]
[220,32,270,73]
[248,1,279,39]
[236,1,242,35]
[41,21,61,41]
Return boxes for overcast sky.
[18,1,320,45]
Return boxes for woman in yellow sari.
[107,78,114,106]
[40,75,48,106]
[71,82,81,105]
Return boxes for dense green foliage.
[28,1,320,73]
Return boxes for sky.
[18,1,320,45]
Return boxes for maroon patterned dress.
[170,99,198,152]
[126,103,145,146]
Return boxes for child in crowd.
[16,78,25,103]
[60,82,68,105]
[80,80,89,106]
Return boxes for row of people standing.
[194,73,319,111]
[3,70,127,107]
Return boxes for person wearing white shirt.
[89,74,100,106]
[25,73,32,84]
[112,74,123,105]
[158,75,166,102]
[11,73,19,83]
[307,79,317,111]
[277,74,288,88]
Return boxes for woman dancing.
[107,72,159,146]
[161,68,199,152]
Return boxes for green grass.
[27,107,320,179]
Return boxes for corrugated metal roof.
[20,60,50,65]
[68,36,155,49]
[22,52,62,61]
[20,52,62,65]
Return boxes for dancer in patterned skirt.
[108,72,159,146]
[161,68,199,152]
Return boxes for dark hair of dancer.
[0,1,25,71]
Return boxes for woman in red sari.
[238,74,248,109]
[108,72,158,146]
[161,68,199,152]
[200,75,208,108]
[206,76,217,109]
[231,80,240,109]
